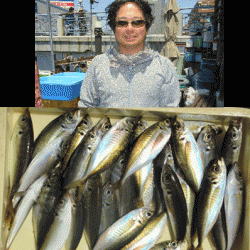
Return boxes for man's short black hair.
[105,0,154,32]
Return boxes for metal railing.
[35,11,213,37]
[35,12,113,36]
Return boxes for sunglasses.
[115,20,146,28]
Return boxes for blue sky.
[75,0,198,13]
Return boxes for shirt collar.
[108,42,156,68]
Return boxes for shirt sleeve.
[78,58,100,107]
[159,58,181,107]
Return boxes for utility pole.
[46,0,55,74]
[90,0,98,55]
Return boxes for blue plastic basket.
[40,72,86,101]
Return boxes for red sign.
[51,1,74,7]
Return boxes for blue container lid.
[40,73,86,86]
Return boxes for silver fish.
[82,175,102,249]
[161,163,188,242]
[5,174,48,250]
[10,108,34,195]
[65,189,85,250]
[121,212,167,250]
[221,119,243,171]
[12,136,70,208]
[33,165,63,249]
[63,116,111,188]
[99,180,119,235]
[93,204,155,250]
[171,116,204,193]
[40,191,74,250]
[61,114,93,171]
[66,117,138,189]
[225,163,244,250]
[195,157,227,249]
[196,124,222,172]
[208,211,227,250]
[32,109,81,159]
[121,118,171,186]
[4,108,34,232]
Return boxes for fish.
[32,109,81,159]
[99,179,119,235]
[150,240,185,250]
[135,162,155,207]
[4,108,34,231]
[194,157,227,250]
[221,119,243,171]
[66,116,138,190]
[82,174,103,249]
[5,174,48,250]
[12,135,71,208]
[9,108,34,195]
[32,165,63,249]
[61,114,93,171]
[196,124,222,172]
[63,116,111,188]
[161,163,188,242]
[40,191,74,250]
[121,212,167,250]
[121,118,171,186]
[208,211,227,250]
[224,163,244,250]
[170,116,204,193]
[65,190,85,250]
[172,163,195,250]
[93,204,155,250]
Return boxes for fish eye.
[62,142,69,149]
[104,124,110,130]
[106,189,111,195]
[171,241,177,247]
[21,117,27,122]
[83,120,88,125]
[67,114,73,120]
[90,133,95,139]
[80,132,84,135]
[206,133,212,140]
[232,131,238,138]
[213,165,220,173]
[146,211,152,217]
[59,199,64,206]
[87,145,92,150]
[175,121,181,129]
[164,173,172,181]
[120,159,125,164]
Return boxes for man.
[65,7,75,36]
[78,0,181,107]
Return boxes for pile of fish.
[2,108,244,250]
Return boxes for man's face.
[115,3,147,54]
